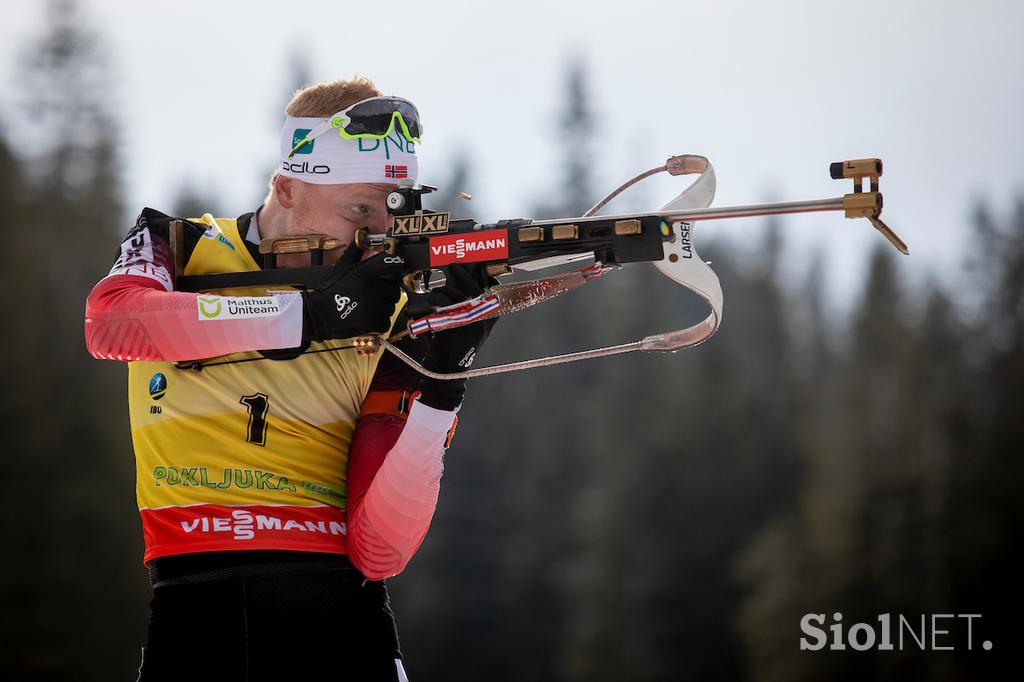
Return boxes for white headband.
[278,116,419,185]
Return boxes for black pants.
[138,551,404,682]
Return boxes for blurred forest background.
[2,2,1022,681]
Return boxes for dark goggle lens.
[344,98,421,139]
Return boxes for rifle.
[174,156,907,378]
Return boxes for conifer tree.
[4,2,143,678]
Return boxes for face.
[284,180,395,266]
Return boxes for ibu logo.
[149,373,168,401]
[291,128,314,155]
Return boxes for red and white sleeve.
[84,217,302,362]
[347,398,456,580]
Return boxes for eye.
[350,204,370,216]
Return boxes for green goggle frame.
[287,96,422,159]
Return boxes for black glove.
[417,264,498,411]
[301,242,405,343]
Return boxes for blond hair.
[266,76,385,196]
[285,76,382,118]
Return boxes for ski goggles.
[287,96,422,159]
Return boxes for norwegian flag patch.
[384,165,409,179]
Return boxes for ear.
[274,175,300,209]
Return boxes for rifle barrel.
[660,197,845,223]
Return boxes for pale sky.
[2,0,1022,311]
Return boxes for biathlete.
[85,76,494,681]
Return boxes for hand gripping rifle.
[175,156,907,378]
